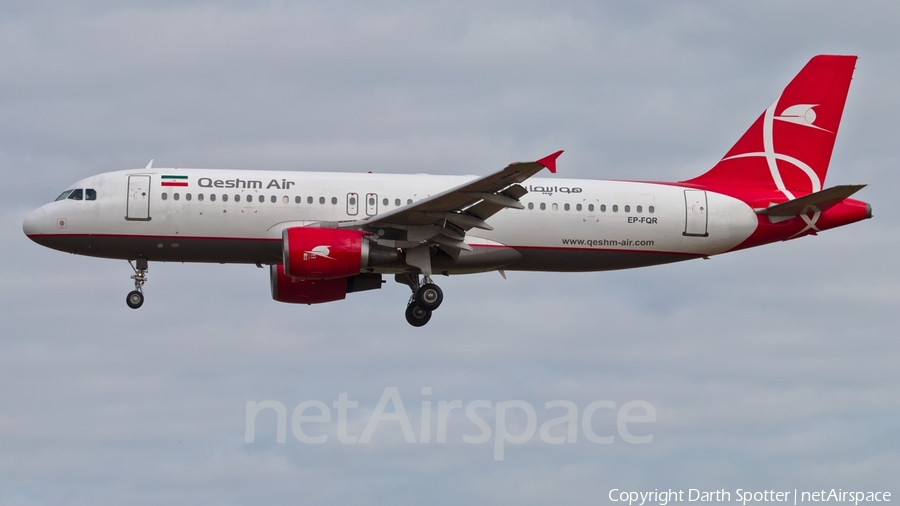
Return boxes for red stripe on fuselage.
[27,233,691,256]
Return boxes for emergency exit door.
[366,193,378,216]
[346,193,359,216]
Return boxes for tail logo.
[688,54,857,239]
[721,96,832,237]
[722,96,828,200]
[774,104,830,132]
[303,245,335,261]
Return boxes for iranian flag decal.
[161,175,188,187]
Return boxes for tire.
[415,284,443,311]
[405,303,432,327]
[126,290,144,309]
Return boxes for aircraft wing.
[338,150,562,254]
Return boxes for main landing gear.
[399,246,445,327]
[126,258,148,309]
[397,273,444,327]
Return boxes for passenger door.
[126,175,151,221]
[683,190,708,237]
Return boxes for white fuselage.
[23,168,759,273]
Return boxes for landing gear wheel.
[126,290,144,309]
[405,303,432,327]
[127,259,149,309]
[415,284,443,311]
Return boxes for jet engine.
[282,227,397,279]
[270,264,383,304]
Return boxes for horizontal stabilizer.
[756,184,866,216]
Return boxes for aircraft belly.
[29,233,282,263]
[507,248,698,272]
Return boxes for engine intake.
[283,227,397,279]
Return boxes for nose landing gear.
[126,258,148,309]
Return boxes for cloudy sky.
[2,1,898,504]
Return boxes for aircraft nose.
[23,207,46,237]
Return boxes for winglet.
[145,159,154,170]
[536,150,563,173]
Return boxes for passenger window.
[186,193,192,201]
[85,189,97,201]
[198,194,204,201]
[271,195,277,203]
[576,203,582,211]
[624,205,630,213]
[210,194,216,202]
[174,193,180,201]
[56,190,73,201]
[349,197,356,206]
[649,206,655,214]
[552,203,558,211]
[395,199,401,206]
[68,189,84,200]
[600,204,606,212]
[528,202,534,210]
[368,197,375,206]
[612,205,618,212]
[636,205,642,213]
[564,203,570,211]
[407,199,413,205]
[382,198,388,206]
[307,196,313,204]
[259,195,265,203]
[295,196,301,204]
[588,204,594,212]
[319,197,325,205]
[540,203,546,210]
[161,192,167,201]
[222,194,228,202]
[331,197,337,205]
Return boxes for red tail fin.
[685,55,857,196]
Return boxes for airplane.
[23,55,871,326]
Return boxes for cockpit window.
[85,189,97,201]
[67,189,84,201]
[55,190,73,201]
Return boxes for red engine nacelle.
[270,264,384,305]
[270,264,348,304]
[283,227,366,279]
